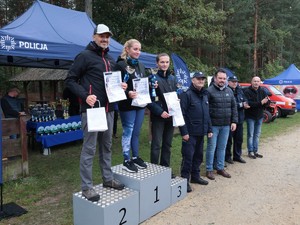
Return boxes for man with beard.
[205,69,238,180]
[65,24,126,202]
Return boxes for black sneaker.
[132,157,147,169]
[248,152,256,159]
[225,158,234,164]
[123,160,138,173]
[254,152,263,158]
[103,179,125,190]
[233,157,246,163]
[187,183,192,193]
[191,177,209,185]
[82,188,100,202]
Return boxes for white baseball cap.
[94,24,113,36]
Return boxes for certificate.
[104,71,127,103]
[131,77,152,107]
[163,92,185,127]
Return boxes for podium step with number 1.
[112,162,173,223]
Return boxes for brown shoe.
[217,169,231,178]
[103,179,125,190]
[206,171,215,180]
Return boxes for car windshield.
[269,85,283,95]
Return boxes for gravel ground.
[142,127,300,225]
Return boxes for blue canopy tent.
[264,64,300,109]
[0,0,156,69]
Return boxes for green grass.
[2,113,300,224]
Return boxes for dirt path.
[142,127,300,225]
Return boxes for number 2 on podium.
[119,208,127,225]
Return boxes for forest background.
[1,0,300,89]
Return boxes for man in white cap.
[65,24,127,202]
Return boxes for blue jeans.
[246,118,263,153]
[119,109,145,160]
[206,126,230,171]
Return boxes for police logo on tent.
[1,35,16,51]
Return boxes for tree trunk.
[253,0,258,76]
[85,0,92,19]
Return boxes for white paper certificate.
[104,71,127,103]
[163,91,185,127]
[131,78,152,107]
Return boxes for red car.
[240,83,296,118]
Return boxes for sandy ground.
[141,127,300,225]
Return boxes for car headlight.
[286,102,292,106]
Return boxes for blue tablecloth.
[26,115,83,148]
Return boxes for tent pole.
[0,184,3,212]
[39,81,43,102]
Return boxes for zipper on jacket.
[102,51,111,112]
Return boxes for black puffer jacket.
[65,41,115,113]
[207,83,238,126]
[179,85,212,136]
[115,57,147,111]
[243,85,268,120]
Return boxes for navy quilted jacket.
[207,83,238,126]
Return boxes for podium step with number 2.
[73,162,187,225]
[73,184,139,225]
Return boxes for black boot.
[187,182,192,193]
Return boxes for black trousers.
[225,122,244,160]
[113,110,118,136]
[150,119,174,167]
[180,135,204,180]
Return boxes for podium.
[171,177,187,204]
[112,163,172,223]
[73,184,139,225]
[73,163,187,225]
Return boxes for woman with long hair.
[115,39,148,172]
